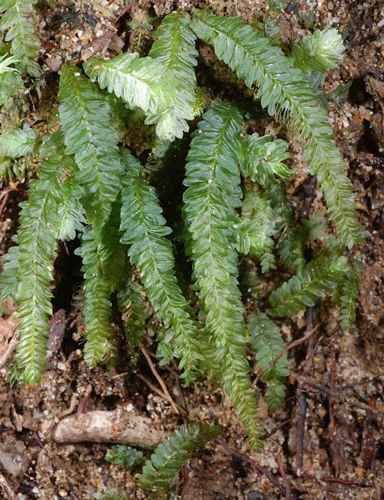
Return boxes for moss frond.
[248,312,289,410]
[183,102,261,449]
[269,254,348,317]
[75,225,113,366]
[83,53,177,140]
[292,28,345,73]
[237,186,281,273]
[120,148,202,383]
[59,64,123,234]
[241,134,292,186]
[191,11,363,248]
[12,132,81,383]
[0,0,40,76]
[141,423,219,498]
[0,124,36,158]
[148,12,198,140]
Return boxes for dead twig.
[0,472,16,500]
[56,392,78,420]
[179,463,191,498]
[291,372,334,396]
[340,374,384,390]
[173,359,188,412]
[215,438,286,496]
[260,419,292,441]
[113,4,132,24]
[300,175,317,218]
[362,398,377,470]
[304,308,315,373]
[358,178,378,199]
[111,371,129,379]
[321,476,367,487]
[253,322,321,387]
[10,405,23,432]
[295,387,306,477]
[52,409,167,448]
[0,191,10,219]
[140,346,182,415]
[43,391,80,440]
[0,329,19,369]
[80,29,116,61]
[277,453,292,499]
[329,342,341,477]
[135,372,186,415]
[145,348,181,378]
[295,308,313,477]
[0,391,13,416]
[291,372,384,418]
[348,399,384,417]
[77,386,92,415]
[145,350,188,411]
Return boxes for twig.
[300,175,317,219]
[277,453,291,499]
[77,387,92,415]
[0,390,13,416]
[146,350,188,410]
[304,308,315,373]
[10,405,23,432]
[253,322,321,387]
[136,372,186,414]
[329,343,341,477]
[0,191,10,218]
[325,485,331,500]
[173,359,188,412]
[215,438,286,496]
[136,372,169,400]
[112,4,132,24]
[296,308,313,476]
[52,410,167,448]
[291,372,384,417]
[347,399,384,417]
[358,178,378,199]
[56,392,78,420]
[309,472,374,489]
[140,346,183,415]
[340,374,384,390]
[291,372,334,396]
[43,392,79,439]
[80,29,116,61]
[362,398,376,470]
[111,372,129,379]
[295,387,306,477]
[260,419,292,441]
[321,477,362,486]
[145,349,179,377]
[0,329,19,369]
[179,463,191,498]
[0,472,16,500]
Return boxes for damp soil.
[0,1,384,499]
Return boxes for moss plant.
[0,6,363,455]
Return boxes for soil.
[1,0,384,499]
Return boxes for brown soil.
[0,1,384,499]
